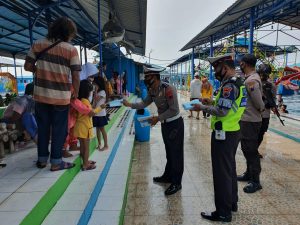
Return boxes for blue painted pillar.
[191,47,195,79]
[13,54,17,93]
[97,0,103,68]
[176,64,182,90]
[209,35,214,80]
[181,63,183,90]
[84,45,87,64]
[118,47,122,94]
[249,7,255,54]
[79,44,83,66]
[13,55,17,79]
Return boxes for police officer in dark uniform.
[193,55,246,222]
[123,65,184,196]
[257,64,277,157]
[237,54,265,194]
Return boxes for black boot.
[237,172,250,182]
[243,181,262,193]
[201,211,232,222]
[164,183,182,195]
[153,176,171,183]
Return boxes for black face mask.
[144,77,155,89]
[215,66,226,82]
[240,63,245,74]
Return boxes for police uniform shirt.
[241,72,265,122]
[131,81,180,121]
[201,77,239,117]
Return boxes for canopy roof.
[0,0,147,59]
[169,37,297,67]
[181,0,300,51]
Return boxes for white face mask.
[88,92,93,103]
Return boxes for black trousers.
[161,117,184,184]
[240,121,262,183]
[211,130,240,216]
[258,117,270,147]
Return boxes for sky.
[2,0,300,76]
[131,0,237,66]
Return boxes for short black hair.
[93,76,106,92]
[78,80,93,100]
[25,82,34,95]
[241,54,257,67]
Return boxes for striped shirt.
[25,39,81,105]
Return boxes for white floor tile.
[17,177,57,193]
[0,192,11,203]
[104,174,127,186]
[2,167,38,179]
[0,192,45,211]
[67,180,97,194]
[0,211,30,225]
[99,185,126,197]
[88,210,120,225]
[42,210,82,225]
[0,178,27,193]
[53,193,91,211]
[94,196,123,211]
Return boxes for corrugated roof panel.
[0,0,147,58]
[181,0,300,51]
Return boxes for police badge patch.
[222,87,232,98]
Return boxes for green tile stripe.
[20,95,134,225]
[118,144,135,225]
[269,127,300,143]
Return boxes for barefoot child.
[93,76,109,151]
[73,80,104,171]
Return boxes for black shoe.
[153,176,171,183]
[232,203,238,212]
[243,181,262,193]
[237,172,250,182]
[201,211,232,222]
[164,183,182,195]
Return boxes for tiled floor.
[123,94,300,225]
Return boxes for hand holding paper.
[182,99,200,110]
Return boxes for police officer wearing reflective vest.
[193,54,246,222]
[257,63,277,157]
[237,54,265,193]
[123,65,184,196]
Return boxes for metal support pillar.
[97,0,103,69]
[181,63,183,90]
[13,54,18,93]
[28,15,33,45]
[209,35,214,81]
[84,45,87,64]
[191,47,195,79]
[13,55,17,79]
[119,47,122,95]
[79,44,83,66]
[249,7,255,54]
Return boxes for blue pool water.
[283,94,300,116]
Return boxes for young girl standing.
[73,80,103,170]
[93,76,109,151]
